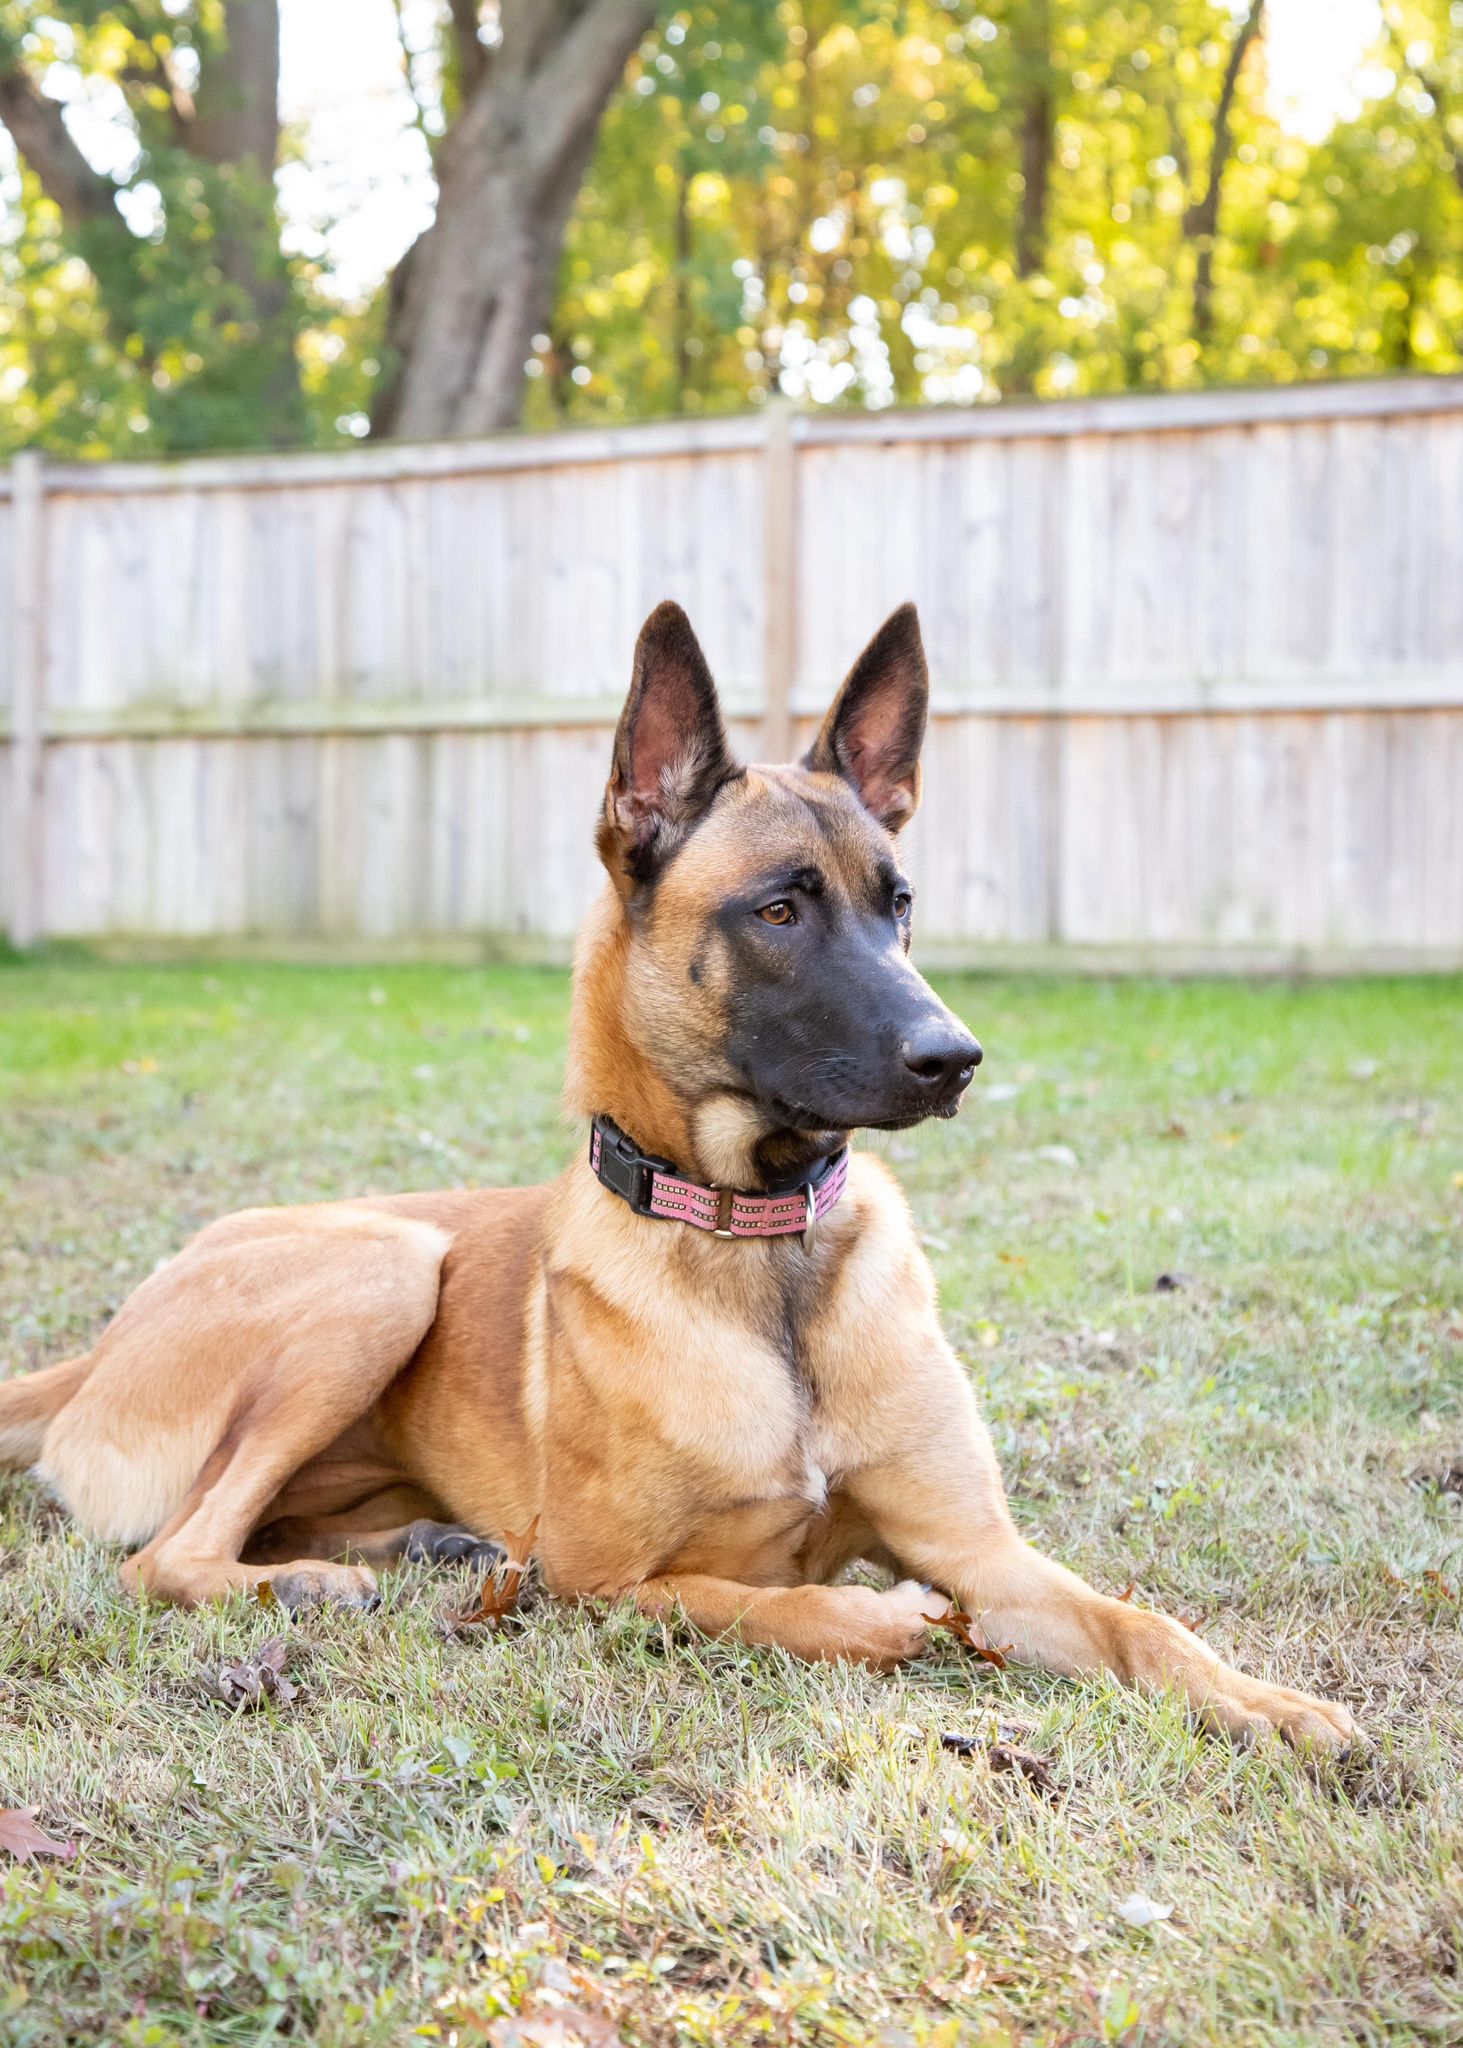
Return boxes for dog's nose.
[901,1022,982,1094]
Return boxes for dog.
[0,600,1352,1750]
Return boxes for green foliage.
[1,1,1461,455]
[0,1,321,455]
[535,0,1463,423]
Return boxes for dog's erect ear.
[603,601,739,883]
[802,603,928,833]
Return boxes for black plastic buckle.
[592,1115,676,1217]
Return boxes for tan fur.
[0,613,1354,1752]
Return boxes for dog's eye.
[893,891,913,919]
[758,901,796,926]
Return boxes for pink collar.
[589,1114,849,1252]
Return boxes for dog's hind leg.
[245,1489,505,1576]
[0,1354,94,1469]
[38,1204,451,1609]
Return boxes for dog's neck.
[563,890,846,1195]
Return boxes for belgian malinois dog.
[0,602,1352,1749]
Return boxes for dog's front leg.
[633,1572,947,1672]
[850,1354,1355,1751]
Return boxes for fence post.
[762,399,797,762]
[9,449,46,950]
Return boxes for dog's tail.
[0,1355,93,1469]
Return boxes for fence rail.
[3,375,1461,967]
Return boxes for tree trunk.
[373,0,657,441]
[672,152,693,410]
[1186,0,1267,355]
[188,0,302,442]
[1014,0,1053,281]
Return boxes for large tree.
[373,0,658,438]
[0,0,660,449]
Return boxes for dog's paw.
[402,1520,505,1574]
[267,1562,380,1614]
[1204,1675,1355,1754]
[847,1579,948,1672]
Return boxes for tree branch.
[448,0,489,99]
[391,0,440,152]
[1186,0,1266,244]
[1380,0,1463,204]
[1185,0,1267,351]
[526,0,657,178]
[188,0,280,170]
[0,65,118,225]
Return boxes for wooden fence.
[3,375,1461,968]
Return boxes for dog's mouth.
[766,1093,968,1137]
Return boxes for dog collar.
[588,1113,848,1252]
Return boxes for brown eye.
[758,901,796,926]
[893,891,913,918]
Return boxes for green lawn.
[1,959,1460,2048]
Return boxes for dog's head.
[577,599,980,1182]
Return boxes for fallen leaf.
[0,1809,76,1863]
[987,1742,1061,1799]
[442,1516,540,1637]
[924,1604,1013,1669]
[939,1731,1061,1799]
[206,1637,299,1710]
[1160,1118,1188,1140]
[254,1578,279,1611]
[1117,1892,1173,1929]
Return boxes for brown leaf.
[988,1742,1061,1799]
[939,1733,1061,1801]
[924,1603,1012,1669]
[254,1578,279,1611]
[0,1808,76,1863]
[206,1636,300,1710]
[442,1516,541,1638]
[1114,1581,1136,1602]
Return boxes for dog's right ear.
[601,601,739,886]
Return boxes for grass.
[1,957,1460,2048]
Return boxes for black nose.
[902,1022,982,1095]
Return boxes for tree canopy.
[1,0,1459,456]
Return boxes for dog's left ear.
[802,602,928,833]
[603,600,739,884]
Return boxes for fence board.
[3,379,1461,966]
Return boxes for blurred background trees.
[0,0,1459,455]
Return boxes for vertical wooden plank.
[762,400,797,760]
[9,451,46,948]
